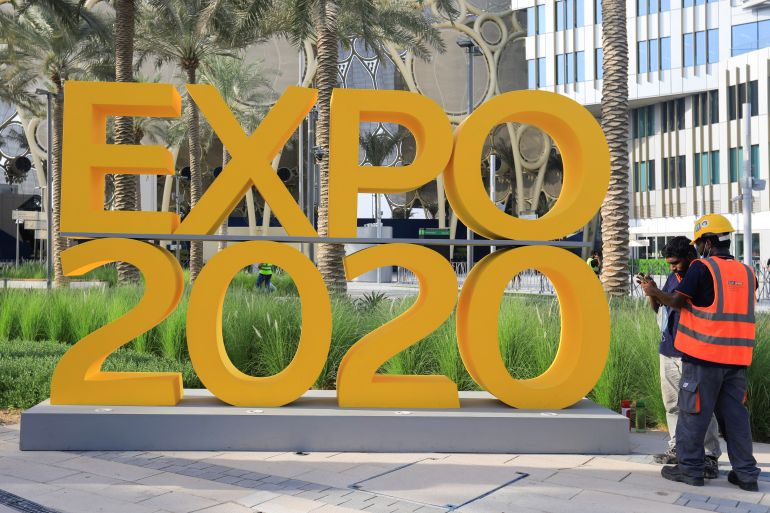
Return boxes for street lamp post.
[457,37,482,274]
[35,89,56,290]
[736,102,767,267]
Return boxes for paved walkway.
[0,424,767,513]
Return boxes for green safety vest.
[258,263,273,275]
[587,257,600,274]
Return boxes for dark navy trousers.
[676,360,760,482]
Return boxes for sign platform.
[20,390,630,454]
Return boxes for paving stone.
[176,468,209,478]
[188,462,214,470]
[256,495,328,513]
[214,475,245,485]
[137,490,219,513]
[685,501,720,511]
[241,472,270,482]
[224,469,251,478]
[716,506,755,513]
[235,490,280,507]
[193,502,253,513]
[262,475,291,485]
[675,496,690,506]
[709,497,741,507]
[234,478,265,489]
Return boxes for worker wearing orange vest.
[641,214,760,491]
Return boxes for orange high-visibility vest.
[674,257,756,365]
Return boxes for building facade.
[513,0,770,263]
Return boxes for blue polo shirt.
[659,272,684,358]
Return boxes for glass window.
[684,0,693,6]
[576,0,584,26]
[695,31,706,65]
[648,160,656,190]
[728,147,758,182]
[730,81,759,119]
[638,41,648,73]
[537,5,546,34]
[694,152,702,186]
[758,20,770,50]
[649,38,659,71]
[646,106,655,136]
[595,48,603,79]
[693,94,701,127]
[676,98,685,130]
[732,22,757,57]
[567,0,574,28]
[709,89,719,123]
[633,162,639,192]
[538,57,547,87]
[595,0,602,23]
[639,162,648,191]
[527,7,535,36]
[707,29,718,64]
[683,33,694,67]
[711,150,720,184]
[661,0,669,10]
[695,0,704,4]
[638,0,647,16]
[556,1,565,31]
[650,0,658,14]
[701,153,709,185]
[662,102,670,132]
[678,156,687,187]
[567,52,575,83]
[750,80,758,115]
[576,51,585,81]
[528,60,536,89]
[557,54,565,85]
[661,37,671,70]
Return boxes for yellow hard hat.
[692,214,735,244]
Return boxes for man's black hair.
[664,236,696,259]
[700,233,731,250]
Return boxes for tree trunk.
[218,147,231,252]
[113,0,140,284]
[51,77,66,288]
[599,0,630,296]
[186,66,204,282]
[313,0,347,294]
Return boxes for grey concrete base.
[20,390,630,454]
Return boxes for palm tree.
[113,0,139,284]
[274,0,457,293]
[200,54,271,251]
[135,0,269,282]
[0,0,112,287]
[359,130,402,227]
[599,0,630,296]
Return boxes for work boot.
[661,465,704,487]
[704,455,720,479]
[727,471,759,492]
[653,448,677,464]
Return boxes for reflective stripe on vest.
[259,263,272,275]
[673,257,756,366]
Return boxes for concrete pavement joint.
[675,492,769,513]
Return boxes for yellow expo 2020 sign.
[50,81,611,411]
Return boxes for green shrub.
[0,339,201,409]
[1,282,769,441]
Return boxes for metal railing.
[395,260,770,301]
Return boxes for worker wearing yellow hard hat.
[691,214,735,249]
[639,212,760,491]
